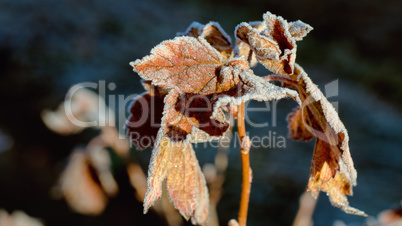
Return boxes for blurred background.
[0,0,401,225]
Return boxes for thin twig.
[237,102,251,226]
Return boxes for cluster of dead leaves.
[127,11,365,225]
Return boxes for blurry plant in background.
[40,85,231,225]
[0,209,44,226]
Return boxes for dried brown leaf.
[166,142,209,224]
[131,36,223,95]
[144,138,209,225]
[126,89,165,150]
[235,12,312,75]
[268,64,366,216]
[234,21,266,68]
[287,107,314,141]
[178,21,233,62]
[163,89,230,142]
[288,20,313,41]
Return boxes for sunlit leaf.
[235,12,312,75]
[166,141,209,224]
[131,36,223,95]
[267,64,366,216]
[143,138,209,225]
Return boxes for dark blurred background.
[0,0,401,225]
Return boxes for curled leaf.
[179,21,233,62]
[234,21,266,67]
[235,12,312,75]
[267,64,366,216]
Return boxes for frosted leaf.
[131,36,223,95]
[234,21,266,67]
[143,137,170,213]
[162,89,229,142]
[178,21,233,62]
[143,137,209,225]
[166,142,209,224]
[288,20,313,41]
[267,64,366,216]
[212,64,301,117]
[235,11,312,75]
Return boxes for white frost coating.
[143,87,180,213]
[178,21,233,46]
[143,88,210,224]
[235,11,313,76]
[295,63,357,184]
[234,22,279,53]
[176,21,204,36]
[235,20,295,75]
[248,21,267,32]
[130,36,223,94]
[143,127,166,214]
[288,20,313,41]
[212,69,301,120]
[204,21,233,46]
[263,11,293,42]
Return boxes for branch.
[237,102,252,226]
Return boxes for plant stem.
[237,102,251,226]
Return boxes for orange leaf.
[144,138,209,225]
[131,36,223,95]
[166,141,209,224]
[267,64,366,216]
